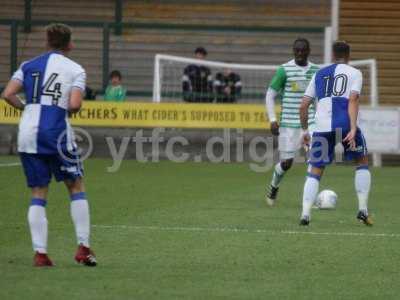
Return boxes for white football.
[315,190,337,210]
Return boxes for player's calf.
[300,169,322,223]
[65,179,96,266]
[266,159,294,206]
[266,185,279,206]
[354,162,371,221]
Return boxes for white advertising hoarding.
[358,107,400,154]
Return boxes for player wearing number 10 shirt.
[298,41,372,226]
[1,24,97,267]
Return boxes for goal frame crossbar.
[153,54,378,107]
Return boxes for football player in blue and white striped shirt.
[299,41,372,226]
[2,23,97,266]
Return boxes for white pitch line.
[91,224,400,238]
[0,162,21,167]
[2,222,399,239]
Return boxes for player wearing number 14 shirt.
[298,41,372,226]
[1,23,97,266]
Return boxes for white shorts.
[278,127,303,160]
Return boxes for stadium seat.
[341,0,400,105]
[123,0,328,27]
[0,0,330,98]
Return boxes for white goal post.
[153,54,378,106]
[153,54,279,104]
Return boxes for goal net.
[153,54,277,104]
[153,54,378,107]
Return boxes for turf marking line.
[0,162,21,167]
[92,224,400,238]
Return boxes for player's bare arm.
[1,79,25,110]
[300,96,312,146]
[69,87,84,113]
[343,91,360,150]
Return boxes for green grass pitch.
[1,156,400,299]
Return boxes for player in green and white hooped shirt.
[265,38,319,206]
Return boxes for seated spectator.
[182,47,213,103]
[104,70,126,102]
[214,67,242,103]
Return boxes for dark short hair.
[293,38,310,50]
[333,41,350,58]
[46,23,72,51]
[109,70,122,80]
[194,47,207,56]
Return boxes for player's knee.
[65,178,85,195]
[31,186,49,200]
[356,155,369,167]
[308,165,324,177]
[357,155,368,165]
[281,159,293,171]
